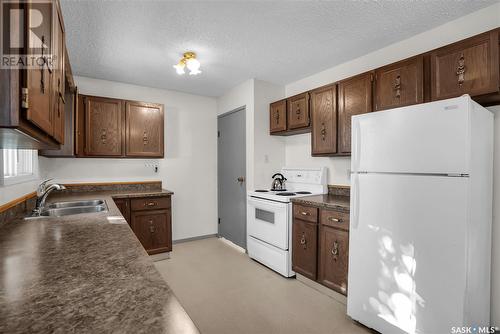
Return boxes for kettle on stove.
[271,173,287,191]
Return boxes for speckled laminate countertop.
[0,189,199,334]
[291,194,350,212]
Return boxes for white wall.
[284,2,500,186]
[39,76,218,241]
[282,3,500,325]
[216,79,286,190]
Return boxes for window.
[0,149,38,185]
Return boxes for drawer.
[131,196,171,211]
[320,209,349,231]
[293,204,318,223]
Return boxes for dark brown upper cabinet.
[76,94,164,158]
[287,92,310,130]
[311,84,337,156]
[0,0,72,150]
[269,99,287,134]
[25,2,53,137]
[126,101,164,157]
[375,56,424,111]
[431,30,499,102]
[84,96,124,157]
[338,72,373,154]
[51,7,66,144]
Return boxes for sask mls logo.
[1,0,56,69]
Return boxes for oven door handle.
[248,196,289,208]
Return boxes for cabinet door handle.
[327,216,341,223]
[321,123,326,141]
[149,219,155,233]
[456,53,466,87]
[40,35,46,94]
[300,234,307,248]
[275,111,280,124]
[100,129,107,144]
[143,131,149,145]
[331,241,339,256]
[393,75,401,98]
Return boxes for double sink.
[28,199,108,218]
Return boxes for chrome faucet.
[32,179,66,215]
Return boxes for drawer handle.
[456,53,466,87]
[145,201,157,207]
[300,211,310,216]
[331,241,339,256]
[327,217,341,223]
[300,234,307,249]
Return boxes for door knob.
[237,176,245,183]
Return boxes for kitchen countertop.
[0,189,199,334]
[291,194,350,212]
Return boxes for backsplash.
[328,185,350,197]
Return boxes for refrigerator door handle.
[351,173,360,229]
[352,119,361,173]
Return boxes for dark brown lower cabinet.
[292,219,318,280]
[113,198,130,224]
[131,209,172,255]
[292,203,350,296]
[113,195,172,255]
[318,225,349,294]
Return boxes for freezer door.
[348,173,468,334]
[351,96,470,174]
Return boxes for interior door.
[218,108,246,249]
[348,173,468,334]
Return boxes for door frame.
[217,106,247,249]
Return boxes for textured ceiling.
[60,0,497,97]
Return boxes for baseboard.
[296,273,347,305]
[173,233,217,244]
[218,236,246,253]
[150,252,170,262]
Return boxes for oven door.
[247,196,289,250]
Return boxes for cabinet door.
[338,72,373,154]
[113,198,130,224]
[84,96,124,156]
[25,2,53,135]
[269,100,287,133]
[131,209,172,254]
[125,101,164,157]
[51,7,65,144]
[311,84,337,155]
[431,30,499,101]
[375,56,424,111]
[292,219,318,280]
[318,225,349,295]
[287,93,310,130]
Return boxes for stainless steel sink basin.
[25,199,108,219]
[47,199,105,209]
[40,205,107,217]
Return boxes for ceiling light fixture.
[173,51,202,75]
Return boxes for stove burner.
[272,189,287,192]
[295,191,312,194]
[276,192,296,196]
[255,190,269,192]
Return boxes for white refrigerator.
[347,95,493,334]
